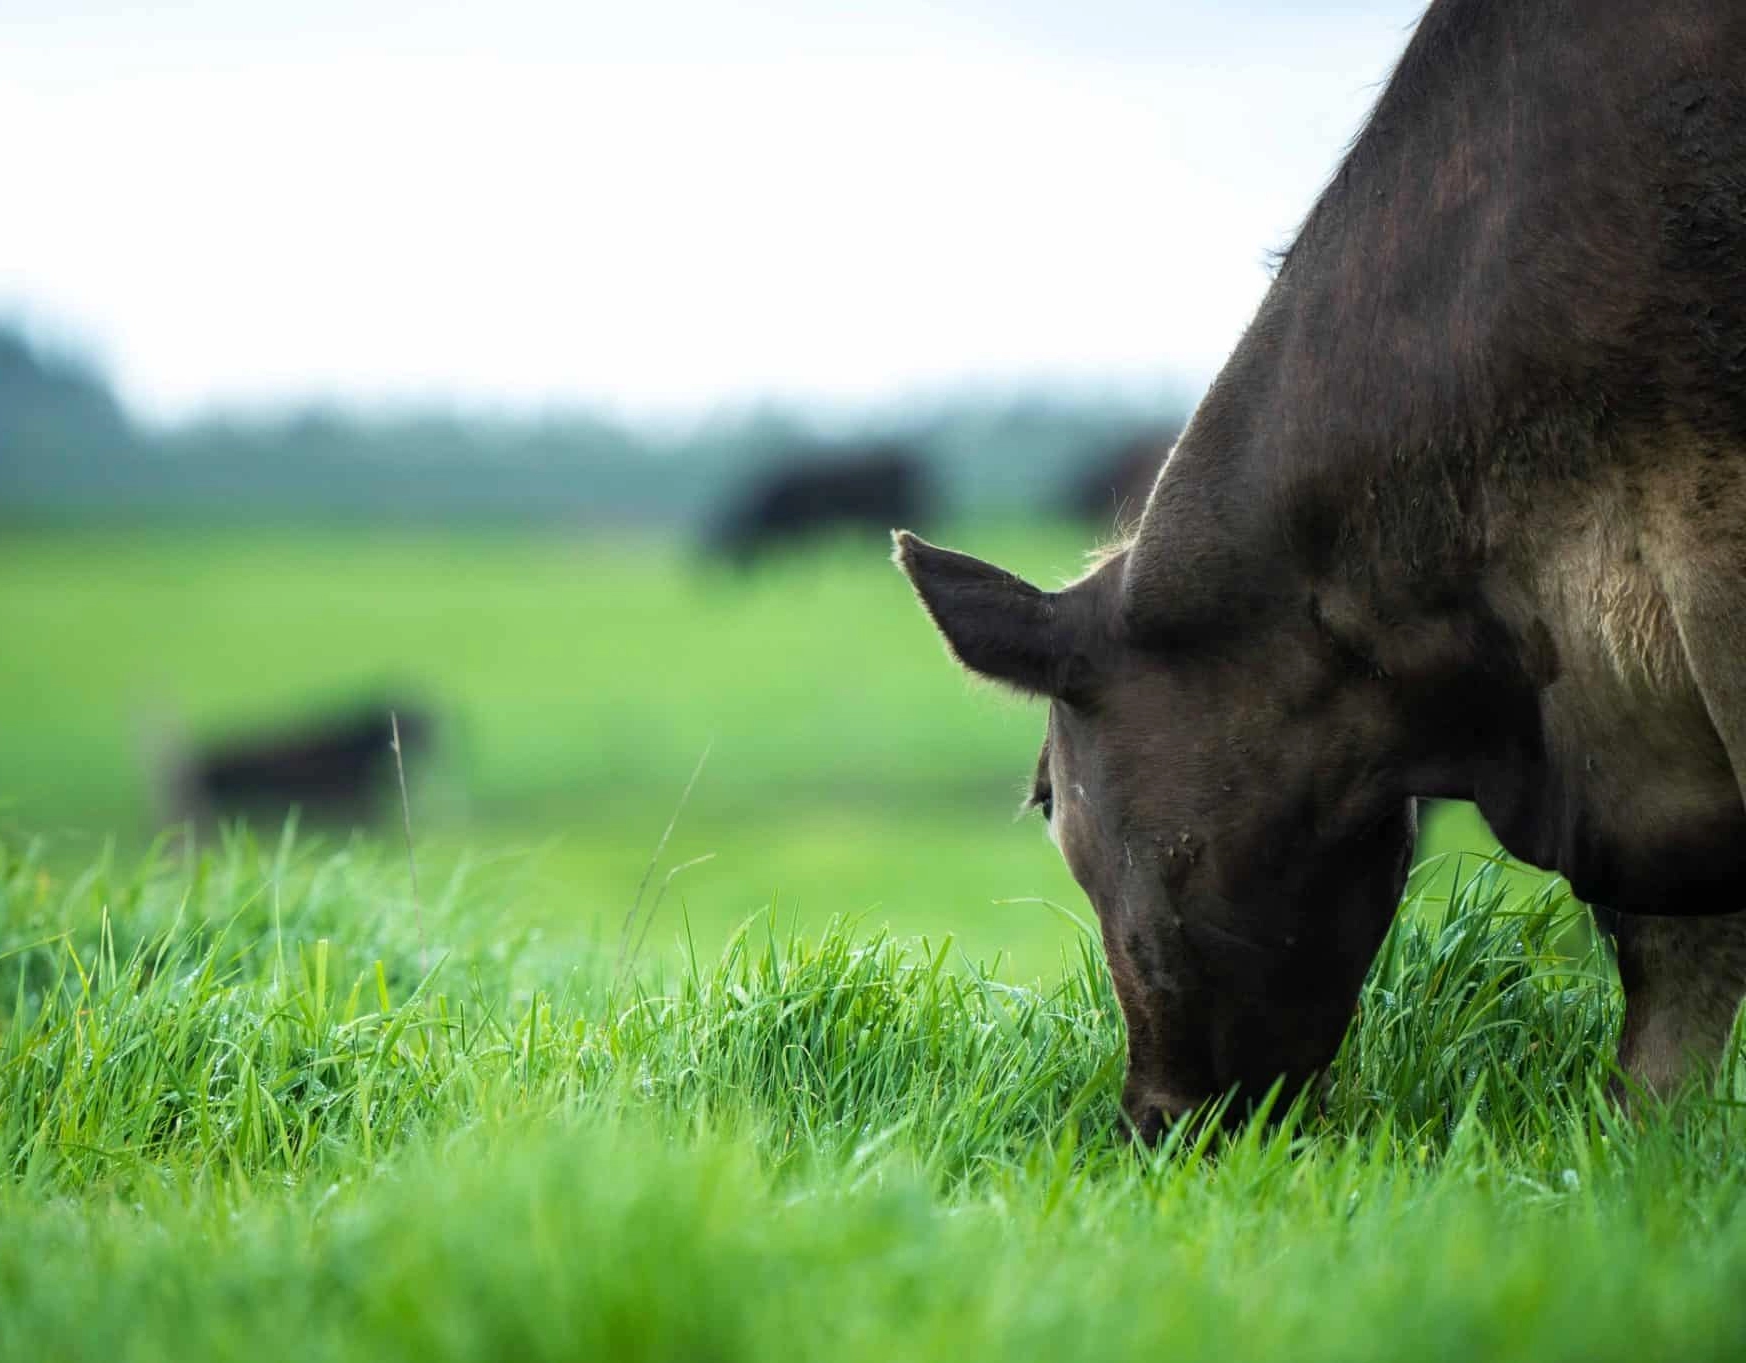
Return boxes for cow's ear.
[892,531,1083,698]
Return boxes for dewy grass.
[5,830,1746,1361]
[0,836,1623,1192]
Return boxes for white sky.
[0,1,1426,423]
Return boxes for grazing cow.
[896,0,1746,1137]
[170,703,434,831]
[1069,427,1183,529]
[709,445,931,566]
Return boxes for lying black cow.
[898,0,1746,1134]
[709,445,931,567]
[169,703,434,831]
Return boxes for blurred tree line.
[0,323,1188,529]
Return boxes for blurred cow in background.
[707,443,933,567]
[1067,426,1183,529]
[160,700,436,832]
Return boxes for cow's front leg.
[1596,908,1746,1098]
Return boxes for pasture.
[1,524,1098,974]
[5,525,1740,1360]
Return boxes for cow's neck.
[1129,0,1655,793]
[1133,0,1694,600]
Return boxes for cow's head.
[893,529,1415,1139]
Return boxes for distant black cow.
[1067,427,1182,528]
[708,444,931,566]
[168,702,435,831]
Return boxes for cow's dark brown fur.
[897,0,1746,1133]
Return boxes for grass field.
[1,524,1100,973]
[5,835,1746,1361]
[8,524,1720,1361]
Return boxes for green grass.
[4,834,1746,1362]
[0,524,1104,976]
[6,523,1684,1359]
[0,523,1095,821]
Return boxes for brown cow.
[897,0,1746,1139]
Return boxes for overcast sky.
[1,1,1428,422]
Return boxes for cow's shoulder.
[1478,430,1746,907]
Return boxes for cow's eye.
[1034,788,1054,821]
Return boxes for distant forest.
[0,324,1190,530]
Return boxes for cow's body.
[1153,0,1746,913]
[1153,0,1746,1097]
[898,0,1746,1129]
